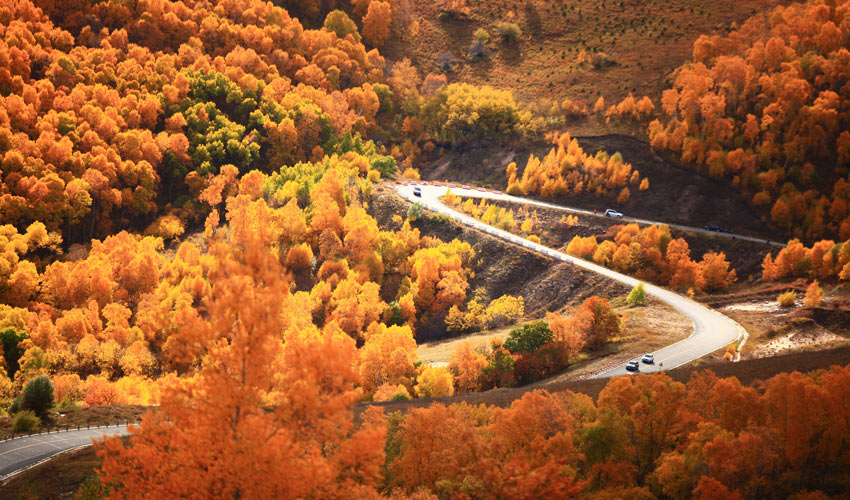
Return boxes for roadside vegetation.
[1,0,850,498]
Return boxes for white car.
[604,209,624,218]
[641,353,655,364]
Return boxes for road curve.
[0,425,127,482]
[411,184,783,247]
[394,182,746,378]
[0,184,752,478]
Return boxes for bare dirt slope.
[477,196,771,282]
[382,0,786,109]
[371,188,631,314]
[417,135,775,237]
[369,188,629,341]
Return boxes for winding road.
[0,425,127,482]
[0,182,755,481]
[394,182,747,378]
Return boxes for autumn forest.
[1,0,850,498]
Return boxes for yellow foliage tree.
[414,365,454,398]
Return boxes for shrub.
[402,167,421,180]
[504,321,553,354]
[370,156,397,177]
[473,28,490,43]
[627,283,647,306]
[407,202,423,221]
[20,375,54,417]
[804,280,823,308]
[495,22,522,42]
[591,52,611,68]
[468,40,489,60]
[777,290,797,307]
[12,410,40,433]
[73,474,110,500]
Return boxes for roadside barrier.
[0,420,138,444]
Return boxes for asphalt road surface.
[0,182,754,479]
[0,425,127,482]
[395,182,746,378]
[410,183,783,247]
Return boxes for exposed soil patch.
[700,283,850,362]
[369,188,629,343]
[381,0,786,109]
[416,297,691,369]
[416,136,776,239]
[472,196,770,281]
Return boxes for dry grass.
[416,296,692,384]
[0,445,104,500]
[0,405,148,439]
[385,0,786,130]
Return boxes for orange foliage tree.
[648,0,850,240]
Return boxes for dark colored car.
[413,187,422,197]
[625,360,640,372]
[705,225,734,234]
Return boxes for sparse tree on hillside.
[627,283,647,306]
[20,375,54,417]
[362,1,392,47]
[804,281,823,308]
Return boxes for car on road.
[641,353,655,364]
[625,360,640,372]
[604,209,624,218]
[413,187,422,197]
[705,225,734,234]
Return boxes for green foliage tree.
[323,10,361,42]
[20,375,55,417]
[0,327,28,377]
[503,321,553,354]
[407,202,423,221]
[627,283,647,306]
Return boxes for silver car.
[604,209,623,218]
